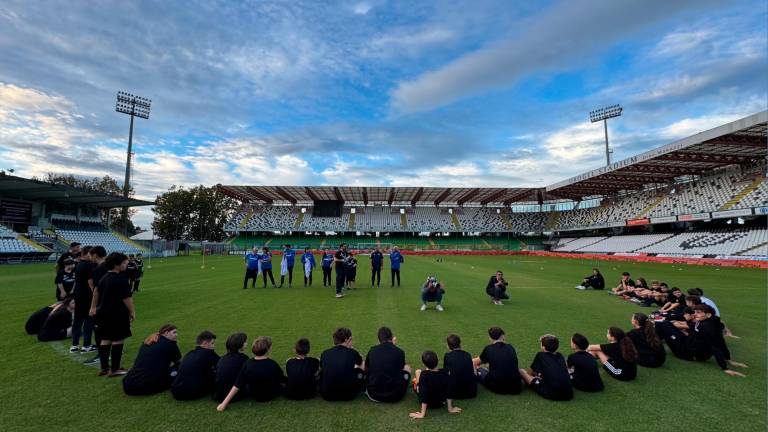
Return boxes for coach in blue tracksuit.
[370,247,384,288]
[321,250,334,287]
[280,244,296,288]
[260,247,276,288]
[243,247,259,290]
[390,246,404,287]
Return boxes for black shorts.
[96,315,132,341]
[530,378,572,401]
[245,269,258,278]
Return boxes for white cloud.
[367,28,455,58]
[652,30,714,57]
[391,0,713,113]
[353,2,372,15]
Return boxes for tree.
[35,173,137,233]
[152,185,237,241]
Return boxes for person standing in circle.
[280,244,296,288]
[334,243,349,298]
[390,246,404,287]
[91,252,136,377]
[370,247,383,288]
[321,250,334,287]
[260,247,276,288]
[243,247,259,290]
[301,248,316,287]
[55,259,76,301]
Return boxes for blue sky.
[0,0,766,227]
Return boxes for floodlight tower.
[115,91,151,233]
[589,104,622,166]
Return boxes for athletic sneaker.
[335,293,344,298]
[575,286,586,290]
[420,304,427,311]
[495,301,504,306]
[436,304,444,312]
[81,345,97,353]
[69,346,79,353]
[83,356,100,365]
[108,368,128,377]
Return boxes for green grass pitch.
[1,254,765,432]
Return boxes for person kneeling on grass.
[122,324,182,396]
[172,331,220,400]
[473,326,522,395]
[420,276,445,311]
[567,333,604,392]
[486,271,509,305]
[587,327,638,382]
[217,336,286,411]
[285,338,320,400]
[37,297,75,342]
[576,268,604,290]
[213,332,249,403]
[654,305,747,377]
[443,334,477,400]
[364,326,412,403]
[409,350,461,419]
[319,327,365,401]
[519,334,574,401]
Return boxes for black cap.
[69,242,81,248]
[62,258,76,266]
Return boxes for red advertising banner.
[626,218,650,226]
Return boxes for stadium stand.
[0,225,37,253]
[55,227,145,254]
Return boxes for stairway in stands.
[450,213,461,230]
[293,213,304,230]
[348,213,355,230]
[719,177,764,211]
[400,214,408,229]
[239,209,253,229]
[635,194,667,219]
[736,241,768,256]
[501,213,514,230]
[545,212,561,231]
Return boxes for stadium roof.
[216,185,539,206]
[546,111,768,199]
[0,174,154,208]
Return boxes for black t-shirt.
[95,272,132,319]
[123,337,182,390]
[73,261,95,298]
[56,251,77,269]
[38,306,73,341]
[54,270,76,299]
[530,351,573,400]
[567,351,604,392]
[618,278,635,289]
[25,306,53,335]
[627,328,666,367]
[479,342,521,394]
[126,261,139,279]
[285,357,320,400]
[320,345,363,400]
[417,369,450,408]
[235,358,286,401]
[443,349,477,399]
[600,342,637,380]
[91,264,109,292]
[365,342,407,401]
[214,352,249,402]
[334,250,348,270]
[172,347,220,400]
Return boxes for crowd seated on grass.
[26,250,749,418]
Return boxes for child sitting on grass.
[409,350,461,419]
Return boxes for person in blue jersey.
[301,248,316,287]
[370,247,384,288]
[260,247,276,288]
[243,247,260,290]
[280,244,296,288]
[321,249,334,287]
[389,246,404,287]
